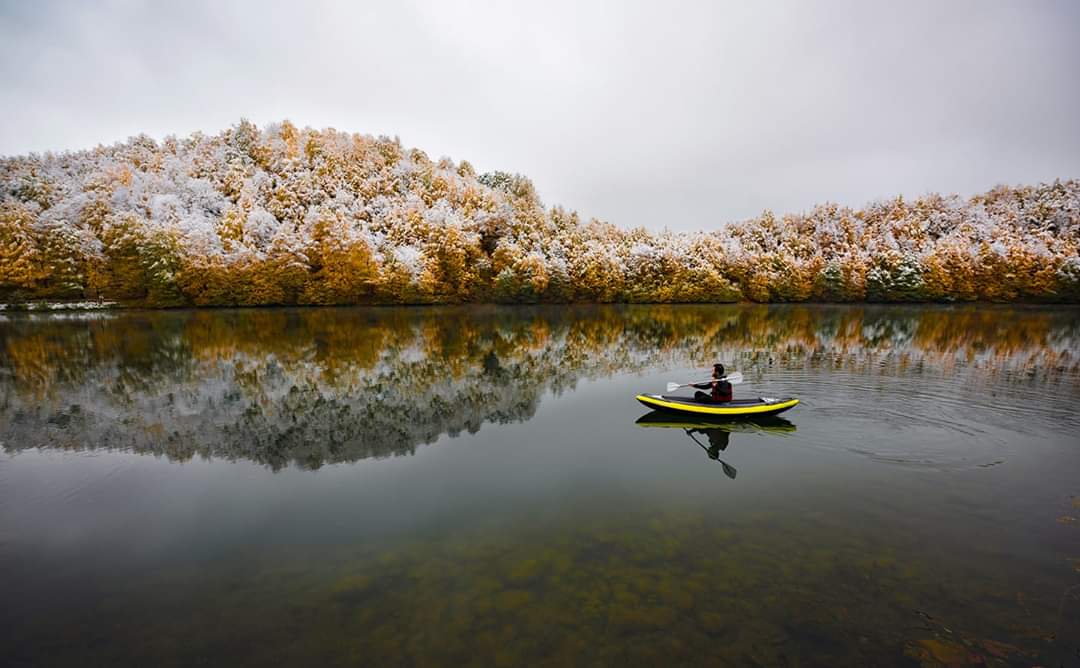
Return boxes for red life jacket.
[712,380,733,402]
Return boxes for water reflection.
[635,412,798,479]
[1,304,1077,469]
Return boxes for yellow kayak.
[635,394,799,418]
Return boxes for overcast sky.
[1,0,1078,230]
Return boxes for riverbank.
[2,297,1078,312]
[0,300,117,311]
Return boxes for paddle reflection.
[635,412,798,479]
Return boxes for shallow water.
[1,304,1078,666]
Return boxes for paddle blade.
[666,382,682,392]
[726,372,744,384]
[720,461,738,480]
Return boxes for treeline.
[1,120,1078,305]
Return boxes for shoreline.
[2,299,1078,312]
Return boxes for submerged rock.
[331,574,373,597]
[607,605,677,632]
[904,638,977,666]
[494,589,533,612]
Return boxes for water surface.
[1,305,1078,666]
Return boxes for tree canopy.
[1,120,1077,305]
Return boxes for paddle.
[684,430,738,479]
[719,460,738,480]
[666,372,743,393]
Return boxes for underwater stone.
[607,605,677,632]
[494,589,533,612]
[331,574,373,596]
[696,611,727,634]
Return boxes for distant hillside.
[1,120,1077,305]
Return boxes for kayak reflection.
[635,412,797,480]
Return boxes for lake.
[1,304,1078,666]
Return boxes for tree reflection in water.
[1,304,1077,469]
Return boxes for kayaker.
[693,363,733,403]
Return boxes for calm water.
[1,304,1078,667]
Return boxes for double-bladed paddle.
[666,372,743,393]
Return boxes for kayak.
[635,394,799,418]
[635,411,797,434]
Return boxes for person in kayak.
[693,363,733,403]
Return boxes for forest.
[1,120,1078,306]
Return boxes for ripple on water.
[751,364,1077,470]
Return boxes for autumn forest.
[1,120,1077,307]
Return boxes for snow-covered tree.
[1,121,1077,305]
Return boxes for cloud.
[2,0,1078,230]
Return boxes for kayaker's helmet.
[713,363,725,377]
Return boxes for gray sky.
[2,0,1078,230]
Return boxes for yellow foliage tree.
[0,201,43,297]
